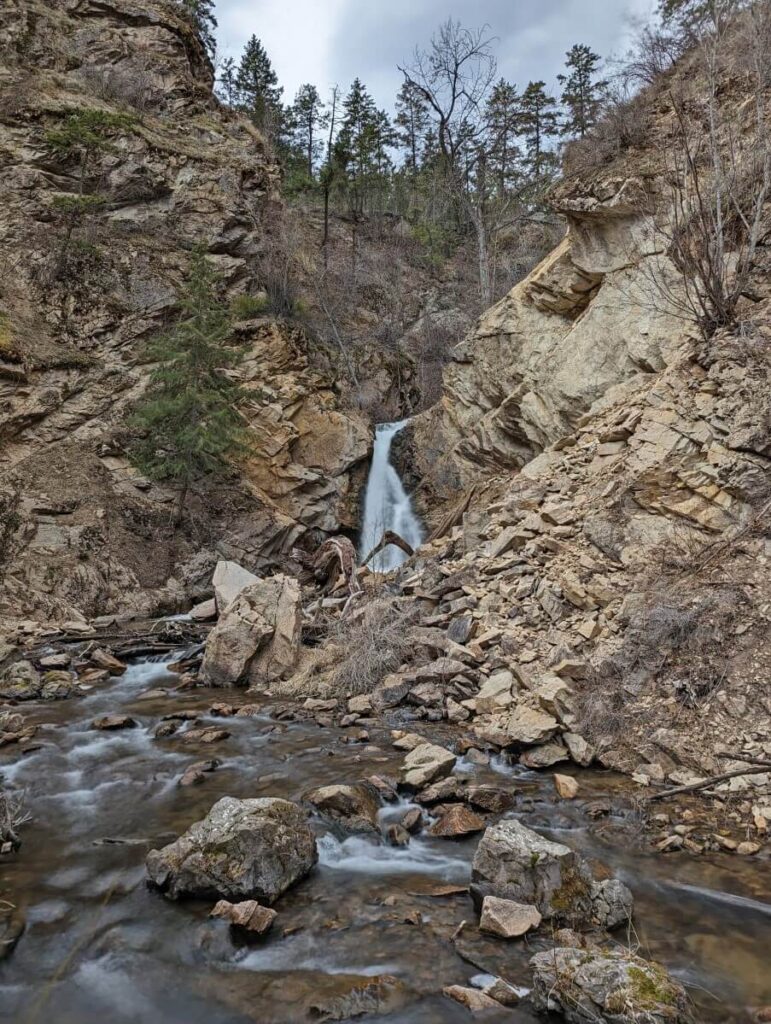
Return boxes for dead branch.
[361,529,415,568]
[647,764,771,802]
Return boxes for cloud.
[215,0,657,108]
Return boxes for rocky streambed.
[1,651,770,1023]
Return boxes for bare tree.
[659,1,770,336]
[399,20,502,305]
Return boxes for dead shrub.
[1,787,30,851]
[78,62,156,112]
[329,597,418,696]
[563,88,650,174]
[582,586,744,742]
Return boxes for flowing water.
[1,655,770,1023]
[360,421,423,572]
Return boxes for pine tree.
[130,248,244,521]
[558,44,607,138]
[337,79,389,215]
[236,35,284,138]
[217,56,237,106]
[519,80,560,182]
[484,79,522,195]
[175,0,217,59]
[291,84,325,180]
[395,80,430,176]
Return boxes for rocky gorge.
[1,1,770,1023]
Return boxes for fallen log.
[647,764,771,802]
[361,530,415,568]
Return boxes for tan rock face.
[201,575,302,687]
[0,0,370,630]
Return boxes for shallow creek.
[1,654,769,1023]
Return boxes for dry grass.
[329,597,418,696]
[1,788,30,851]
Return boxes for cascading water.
[359,419,423,572]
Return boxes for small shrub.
[230,292,268,319]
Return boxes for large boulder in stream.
[201,574,302,687]
[146,796,317,903]
[471,820,632,929]
[529,946,692,1023]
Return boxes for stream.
[1,653,770,1023]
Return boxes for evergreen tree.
[395,80,430,176]
[484,79,522,195]
[519,80,560,182]
[217,56,237,106]
[558,44,607,137]
[130,248,244,521]
[291,84,326,180]
[337,79,393,215]
[658,0,747,34]
[236,35,284,138]
[175,0,217,59]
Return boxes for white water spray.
[359,420,423,572]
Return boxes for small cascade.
[359,419,423,572]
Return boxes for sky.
[215,0,658,110]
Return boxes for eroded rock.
[146,796,317,902]
[529,946,691,1023]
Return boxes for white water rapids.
[359,419,423,572]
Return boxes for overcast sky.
[215,0,657,109]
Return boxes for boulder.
[590,878,634,930]
[479,896,542,938]
[529,947,691,1023]
[401,743,457,789]
[201,575,302,687]
[474,704,559,747]
[212,560,259,611]
[91,714,136,731]
[443,985,504,1013]
[146,796,317,903]
[40,671,80,700]
[554,774,580,799]
[89,648,127,675]
[210,899,277,935]
[471,820,593,922]
[520,741,570,768]
[474,670,515,715]
[190,598,217,622]
[564,732,595,767]
[0,661,41,700]
[305,783,381,834]
[428,804,485,838]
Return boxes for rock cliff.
[0,0,370,628]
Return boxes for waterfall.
[360,420,423,572]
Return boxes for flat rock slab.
[210,899,276,935]
[480,896,542,938]
[401,742,456,789]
